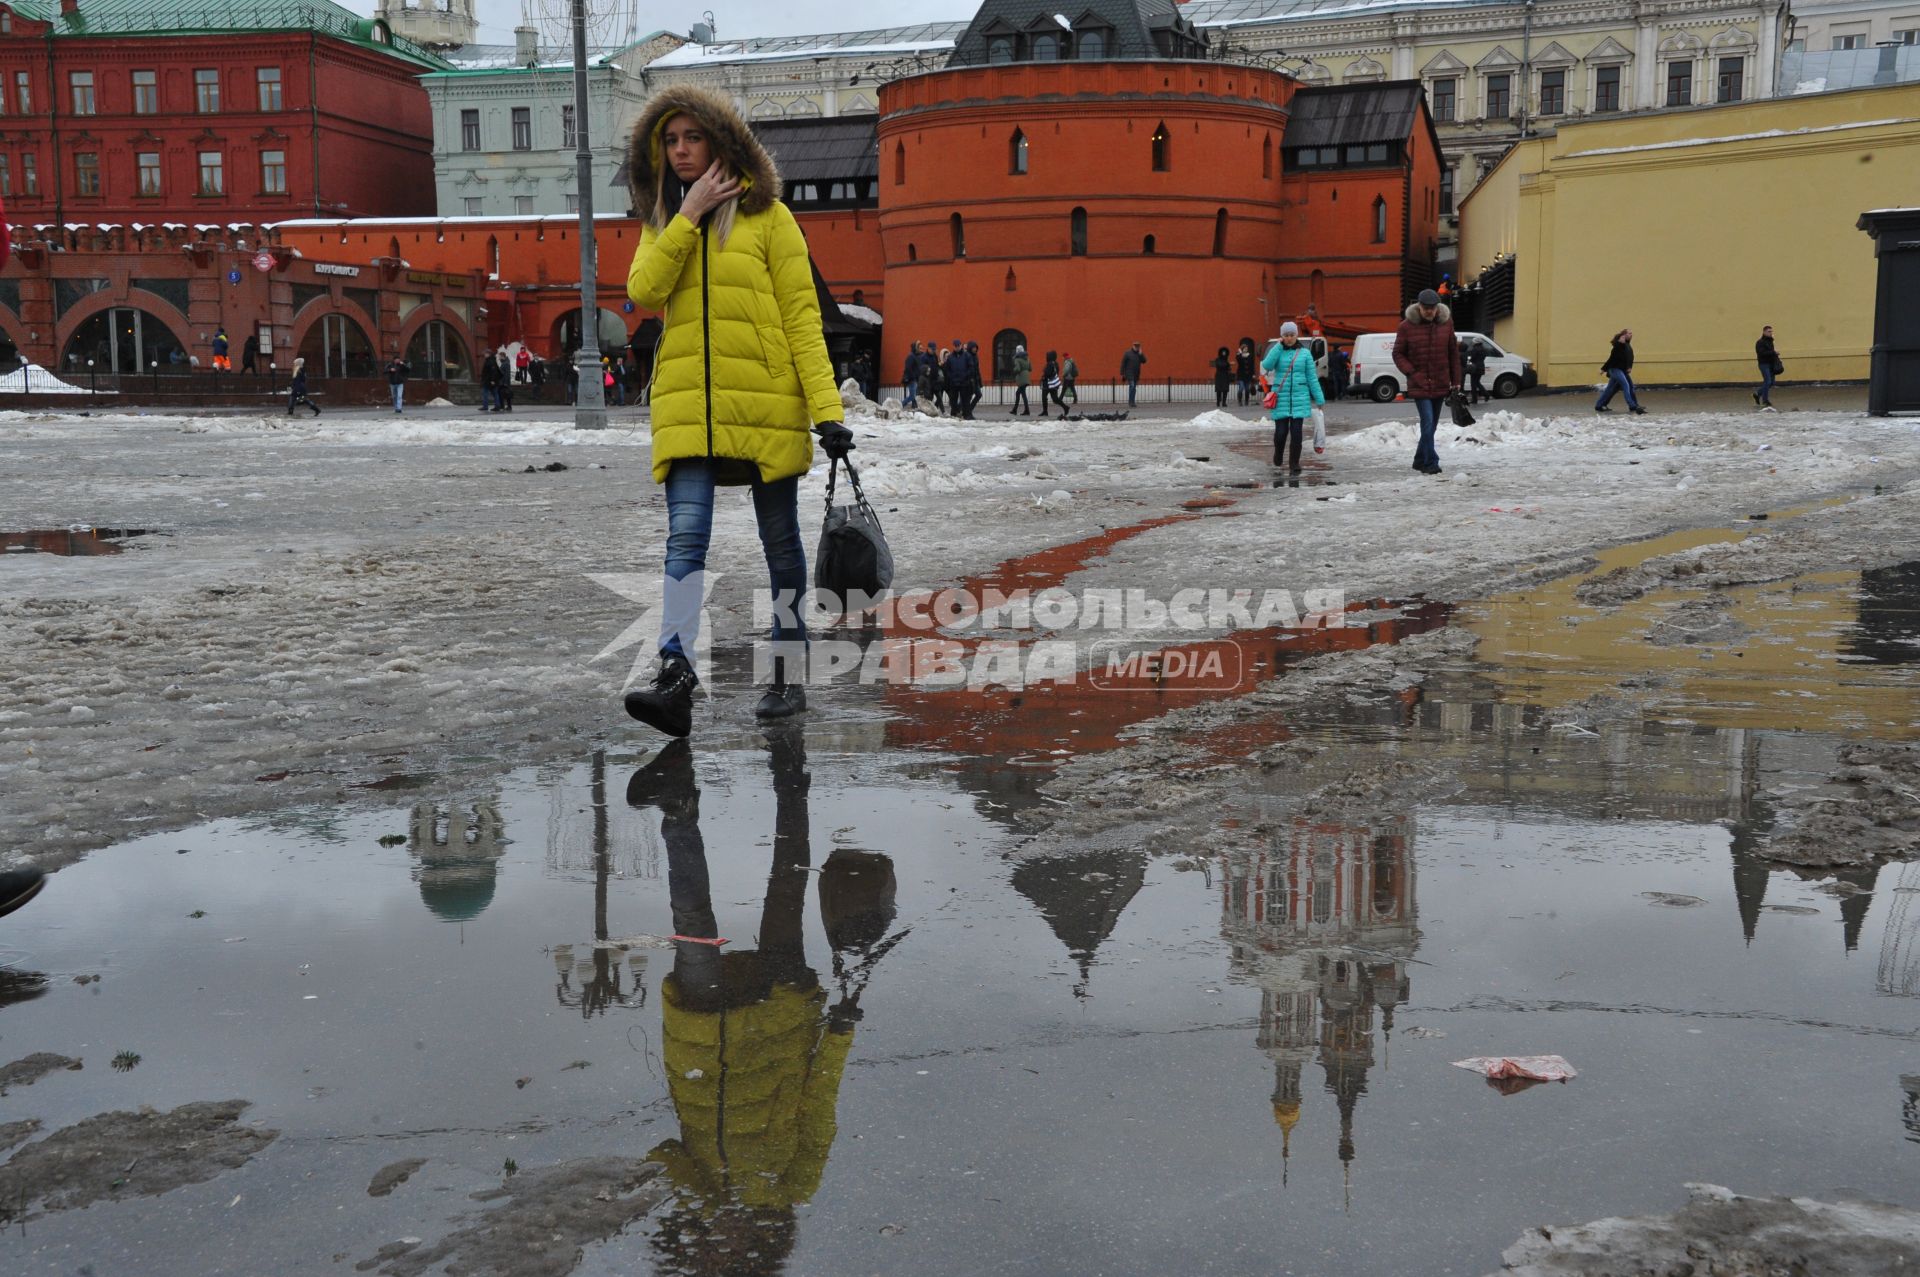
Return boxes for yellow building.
[1459,78,1920,386]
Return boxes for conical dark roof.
[1010,849,1148,987]
[948,0,1206,66]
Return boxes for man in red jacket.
[1392,288,1460,476]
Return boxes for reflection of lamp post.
[553,749,647,1017]
[569,0,607,430]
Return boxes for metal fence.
[876,378,1252,411]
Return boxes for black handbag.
[1448,389,1476,427]
[815,454,894,608]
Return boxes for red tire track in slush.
[852,506,1454,761]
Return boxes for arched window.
[486,235,499,277]
[1009,128,1027,175]
[987,36,1013,63]
[1078,28,1106,58]
[907,242,917,261]
[993,328,1026,379]
[950,213,965,259]
[1032,33,1059,61]
[1142,234,1156,254]
[893,141,905,185]
[1261,134,1273,179]
[1150,121,1168,172]
[1372,196,1387,243]
[1212,208,1227,257]
[1070,206,1087,256]
[1310,269,1325,308]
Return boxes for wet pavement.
[4,510,1920,1275]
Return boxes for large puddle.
[5,511,1920,1274]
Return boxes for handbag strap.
[1273,347,1303,393]
[823,453,883,527]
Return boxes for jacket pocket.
[756,325,793,378]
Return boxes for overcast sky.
[341,1,964,44]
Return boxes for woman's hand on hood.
[681,161,741,221]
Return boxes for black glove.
[815,421,854,459]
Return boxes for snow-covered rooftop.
[648,22,965,68]
[1191,0,1501,27]
[1563,117,1914,158]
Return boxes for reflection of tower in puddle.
[1009,850,1149,998]
[409,798,507,925]
[1220,814,1419,1195]
[1877,861,1920,998]
[1902,1075,1920,1146]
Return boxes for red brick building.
[3,0,1441,390]
[0,0,441,226]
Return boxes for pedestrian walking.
[1329,346,1351,399]
[241,332,260,375]
[1040,350,1065,417]
[384,354,410,413]
[480,347,503,411]
[515,345,532,384]
[931,347,950,415]
[286,356,321,416]
[564,359,579,405]
[1392,288,1461,475]
[945,341,975,420]
[1594,328,1645,415]
[496,350,515,412]
[620,84,850,735]
[1261,322,1324,473]
[1235,339,1256,406]
[211,327,231,373]
[1061,352,1078,409]
[901,341,921,409]
[1010,344,1032,415]
[965,341,983,417]
[1754,324,1781,411]
[1465,340,1489,403]
[1120,342,1146,407]
[1211,346,1232,409]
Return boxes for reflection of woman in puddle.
[626,733,901,1275]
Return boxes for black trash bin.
[1857,208,1920,416]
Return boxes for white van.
[1349,331,1537,402]
[1263,335,1329,382]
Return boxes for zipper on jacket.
[700,223,713,459]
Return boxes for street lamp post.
[570,0,608,430]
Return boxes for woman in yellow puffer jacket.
[622,85,853,736]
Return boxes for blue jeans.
[902,379,917,408]
[1595,369,1639,411]
[660,459,807,658]
[1758,363,1775,404]
[1126,378,1139,407]
[390,384,405,412]
[1413,397,1441,470]
[480,385,499,411]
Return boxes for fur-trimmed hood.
[628,85,781,224]
[1403,301,1453,324]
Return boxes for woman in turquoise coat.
[1260,320,1324,473]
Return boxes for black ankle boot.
[624,652,698,737]
[0,864,45,919]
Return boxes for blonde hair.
[652,113,739,248]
